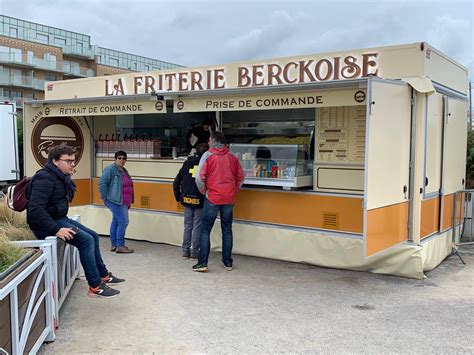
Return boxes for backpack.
[7,177,32,212]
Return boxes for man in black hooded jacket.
[173,143,209,259]
[27,145,124,298]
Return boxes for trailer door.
[440,97,468,231]
[0,102,19,182]
[364,80,412,257]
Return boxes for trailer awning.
[401,76,435,95]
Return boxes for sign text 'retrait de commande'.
[105,53,379,96]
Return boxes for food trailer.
[23,42,469,279]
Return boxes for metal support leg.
[450,245,467,265]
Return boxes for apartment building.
[0,15,183,108]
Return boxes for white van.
[0,102,20,188]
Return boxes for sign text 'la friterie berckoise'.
[105,53,379,96]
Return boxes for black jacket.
[27,165,71,239]
[173,154,205,208]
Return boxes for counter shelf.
[229,143,313,190]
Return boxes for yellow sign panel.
[40,100,166,117]
[173,89,366,113]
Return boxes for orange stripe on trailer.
[420,197,440,239]
[92,179,363,233]
[70,178,92,206]
[366,201,409,256]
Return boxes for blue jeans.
[104,200,129,248]
[198,198,234,267]
[183,207,202,257]
[55,217,108,288]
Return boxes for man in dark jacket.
[27,145,124,298]
[173,143,209,259]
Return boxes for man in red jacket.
[192,131,244,272]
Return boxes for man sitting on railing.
[27,145,124,298]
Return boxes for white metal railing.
[450,189,474,264]
[0,244,55,354]
[13,215,82,328]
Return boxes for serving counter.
[95,156,186,181]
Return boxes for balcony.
[62,62,95,77]
[0,52,96,78]
[0,74,45,90]
[62,45,95,59]
[0,96,29,108]
[0,52,35,68]
[33,57,64,72]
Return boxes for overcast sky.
[1,0,473,80]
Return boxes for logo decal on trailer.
[31,116,84,167]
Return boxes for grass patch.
[0,232,28,273]
[0,196,35,241]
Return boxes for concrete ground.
[39,237,473,354]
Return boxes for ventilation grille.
[140,195,150,208]
[322,212,339,229]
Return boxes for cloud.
[223,10,299,62]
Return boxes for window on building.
[27,51,34,64]
[54,37,66,46]
[0,45,9,55]
[4,90,21,98]
[11,48,21,62]
[45,74,57,81]
[144,65,149,71]
[70,61,80,75]
[109,58,119,67]
[9,27,18,37]
[36,33,48,43]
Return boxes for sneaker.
[116,246,134,254]
[182,254,190,260]
[88,282,120,298]
[224,265,233,271]
[192,263,208,272]
[110,247,116,252]
[190,255,198,260]
[101,272,125,284]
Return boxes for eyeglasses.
[116,157,127,160]
[59,159,76,165]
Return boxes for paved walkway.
[39,237,474,354]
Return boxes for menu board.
[316,106,366,164]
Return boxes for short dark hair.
[211,131,227,144]
[202,118,214,126]
[48,145,76,161]
[256,146,272,159]
[115,150,127,159]
[195,143,209,156]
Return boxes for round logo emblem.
[155,101,163,111]
[31,116,84,167]
[354,91,366,103]
[176,100,184,110]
